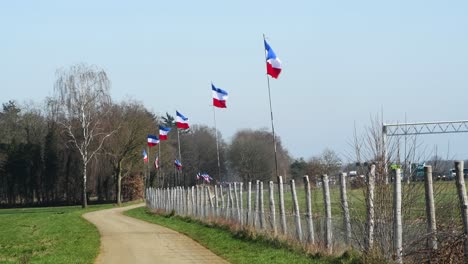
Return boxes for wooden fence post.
[240,182,244,225]
[208,186,214,217]
[365,164,376,252]
[220,185,225,209]
[191,186,195,216]
[278,176,287,235]
[234,182,241,223]
[455,161,468,263]
[269,181,277,236]
[260,181,265,229]
[291,179,303,242]
[394,168,403,264]
[303,175,315,244]
[247,182,252,226]
[424,165,437,251]
[214,185,219,217]
[254,180,259,228]
[226,183,232,219]
[322,174,332,252]
[339,172,351,245]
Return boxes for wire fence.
[146,161,468,263]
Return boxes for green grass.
[125,207,360,264]
[0,201,141,264]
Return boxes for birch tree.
[54,64,116,208]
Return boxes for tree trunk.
[117,159,122,206]
[82,162,88,208]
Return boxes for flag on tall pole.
[263,34,281,178]
[147,134,159,147]
[159,126,171,140]
[264,39,282,79]
[176,111,190,129]
[212,84,228,108]
[211,83,226,183]
[142,149,148,163]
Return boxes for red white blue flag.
[147,134,159,147]
[176,111,189,129]
[212,84,228,108]
[201,173,213,183]
[264,39,282,79]
[142,149,148,163]
[154,156,159,169]
[174,159,182,170]
[159,126,171,140]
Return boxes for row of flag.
[141,39,282,180]
[196,172,213,183]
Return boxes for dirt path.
[83,204,228,264]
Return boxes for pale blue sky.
[1,1,467,160]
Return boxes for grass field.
[0,201,140,264]
[125,206,360,264]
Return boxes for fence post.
[204,185,209,218]
[260,181,265,229]
[254,180,259,228]
[322,174,332,252]
[365,164,376,252]
[226,183,232,219]
[278,176,287,235]
[394,168,403,264]
[208,186,214,217]
[197,185,202,218]
[234,182,241,224]
[339,172,351,245]
[240,182,244,225]
[291,179,303,242]
[220,184,225,213]
[424,165,437,251]
[455,160,468,263]
[269,181,277,236]
[247,181,252,226]
[214,185,219,217]
[191,186,195,216]
[303,175,315,244]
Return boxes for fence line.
[145,161,468,262]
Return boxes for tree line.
[0,64,339,208]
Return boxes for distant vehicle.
[448,168,468,180]
[414,163,426,181]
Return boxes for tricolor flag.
[154,156,159,169]
[174,159,182,170]
[176,111,190,129]
[147,134,159,147]
[159,126,171,140]
[201,173,213,183]
[142,149,148,163]
[212,84,228,108]
[264,39,282,79]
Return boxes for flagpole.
[263,34,279,178]
[158,142,161,187]
[212,105,222,183]
[177,128,183,187]
[147,145,150,189]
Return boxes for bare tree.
[53,64,116,208]
[104,101,155,205]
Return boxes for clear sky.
[1,1,467,161]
